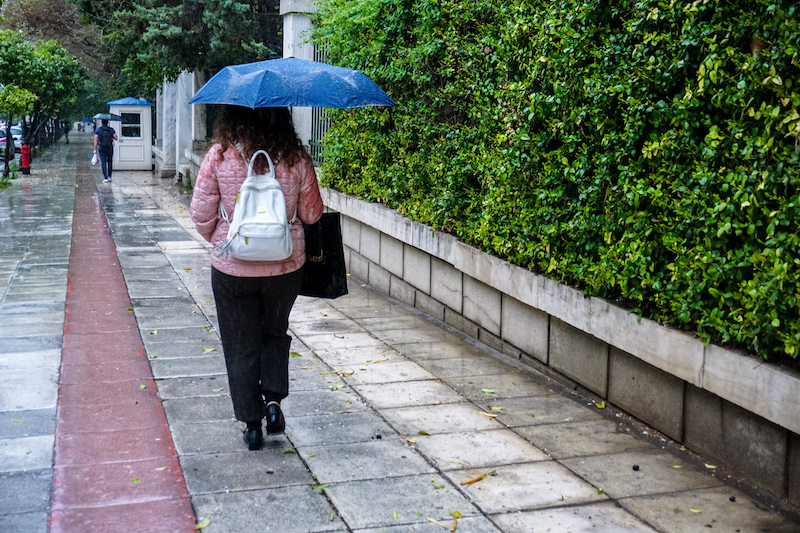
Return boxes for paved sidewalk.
[2,135,800,532]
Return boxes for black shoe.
[243,428,263,450]
[266,402,285,435]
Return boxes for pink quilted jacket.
[190,144,324,277]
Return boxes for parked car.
[0,126,23,152]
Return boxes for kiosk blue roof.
[107,97,154,106]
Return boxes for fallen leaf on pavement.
[194,516,211,529]
[425,517,449,529]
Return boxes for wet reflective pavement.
[2,134,799,532]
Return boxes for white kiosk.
[107,97,154,171]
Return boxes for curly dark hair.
[210,106,304,172]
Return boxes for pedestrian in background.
[189,106,323,450]
[93,119,117,183]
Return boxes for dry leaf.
[460,474,486,486]
[393,510,399,518]
[478,411,498,418]
[400,435,416,444]
[705,464,717,469]
[596,401,606,409]
[689,508,702,513]
[425,517,449,529]
[194,516,211,529]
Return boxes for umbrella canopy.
[189,57,396,109]
[93,113,122,121]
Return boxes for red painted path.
[50,163,195,531]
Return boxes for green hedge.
[313,0,800,362]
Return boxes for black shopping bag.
[300,212,349,299]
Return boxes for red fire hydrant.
[20,145,30,174]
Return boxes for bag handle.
[247,149,275,178]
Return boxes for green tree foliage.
[0,84,37,177]
[74,0,281,91]
[313,0,800,361]
[0,30,86,147]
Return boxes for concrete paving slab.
[191,484,345,533]
[286,411,397,447]
[382,403,504,436]
[0,511,48,533]
[291,306,348,323]
[292,318,368,335]
[473,395,604,427]
[0,436,54,472]
[156,375,231,400]
[143,339,223,359]
[0,349,61,371]
[289,366,347,392]
[353,515,502,533]
[0,335,62,354]
[135,312,211,330]
[180,448,313,493]
[140,325,219,345]
[324,474,480,530]
[0,322,63,337]
[149,355,227,379]
[298,331,387,351]
[170,420,290,455]
[0,301,65,315]
[374,327,465,345]
[0,381,58,411]
[491,501,658,532]
[333,302,419,320]
[414,429,549,470]
[445,462,607,513]
[351,380,463,409]
[393,340,490,361]
[447,371,558,400]
[417,356,514,379]
[0,409,56,439]
[354,315,440,331]
[299,438,434,483]
[282,388,370,417]
[0,468,52,513]
[619,486,799,533]
[516,419,656,460]
[163,396,235,425]
[3,289,66,302]
[0,311,63,326]
[312,345,406,367]
[345,361,437,385]
[561,450,724,499]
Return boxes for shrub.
[313,0,800,361]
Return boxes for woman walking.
[190,106,323,450]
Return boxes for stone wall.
[323,186,800,503]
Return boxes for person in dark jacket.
[93,119,117,183]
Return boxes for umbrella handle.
[247,149,275,177]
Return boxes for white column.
[191,71,207,150]
[161,80,177,170]
[175,71,193,179]
[281,0,318,149]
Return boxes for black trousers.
[211,266,303,423]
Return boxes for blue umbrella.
[189,57,396,109]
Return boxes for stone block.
[360,224,381,263]
[684,385,724,464]
[608,348,684,440]
[431,258,462,313]
[415,291,445,321]
[501,295,549,363]
[549,318,609,397]
[478,328,504,355]
[444,308,479,339]
[789,433,800,504]
[341,215,360,252]
[379,234,404,277]
[343,246,351,273]
[463,276,501,335]
[721,402,787,496]
[704,343,800,435]
[590,297,705,387]
[367,262,391,295]
[403,244,431,294]
[389,275,415,306]
[349,252,369,283]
